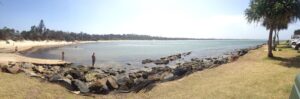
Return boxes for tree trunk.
[272,30,278,51]
[272,30,276,51]
[268,28,274,57]
[276,32,279,45]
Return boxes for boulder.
[135,71,149,79]
[117,70,126,74]
[71,79,90,93]
[92,69,104,74]
[191,58,201,62]
[154,59,169,65]
[142,59,153,64]
[51,66,61,71]
[67,70,84,80]
[98,77,108,85]
[116,75,133,91]
[161,72,174,81]
[33,66,45,73]
[62,78,72,85]
[128,73,137,79]
[49,74,64,82]
[183,51,192,56]
[75,65,90,74]
[95,73,108,79]
[21,63,35,70]
[147,73,161,81]
[133,77,146,86]
[84,71,98,82]
[21,68,39,77]
[173,66,188,76]
[65,74,73,80]
[89,79,110,94]
[106,76,119,89]
[168,56,177,61]
[6,65,21,74]
[103,69,117,76]
[160,57,167,60]
[186,52,191,55]
[229,55,239,62]
[131,79,155,93]
[202,59,213,68]
[151,66,172,74]
[89,79,103,91]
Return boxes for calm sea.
[23,40,265,69]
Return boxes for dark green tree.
[245,0,300,57]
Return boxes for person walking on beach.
[61,51,65,61]
[92,52,96,67]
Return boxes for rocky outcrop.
[142,51,192,65]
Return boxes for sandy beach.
[0,40,95,65]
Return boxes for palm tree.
[245,0,300,57]
[273,24,288,50]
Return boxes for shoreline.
[0,40,265,95]
[0,40,99,65]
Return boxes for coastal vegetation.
[245,0,300,57]
[0,20,199,41]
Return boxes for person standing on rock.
[62,51,65,61]
[92,52,96,67]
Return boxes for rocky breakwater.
[0,44,263,95]
[142,51,192,65]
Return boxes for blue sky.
[0,0,299,39]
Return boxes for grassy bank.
[0,43,299,99]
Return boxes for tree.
[0,27,15,40]
[245,0,300,57]
[273,24,288,49]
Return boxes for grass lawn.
[0,43,299,99]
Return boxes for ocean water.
[23,40,265,69]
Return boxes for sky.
[0,0,299,39]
